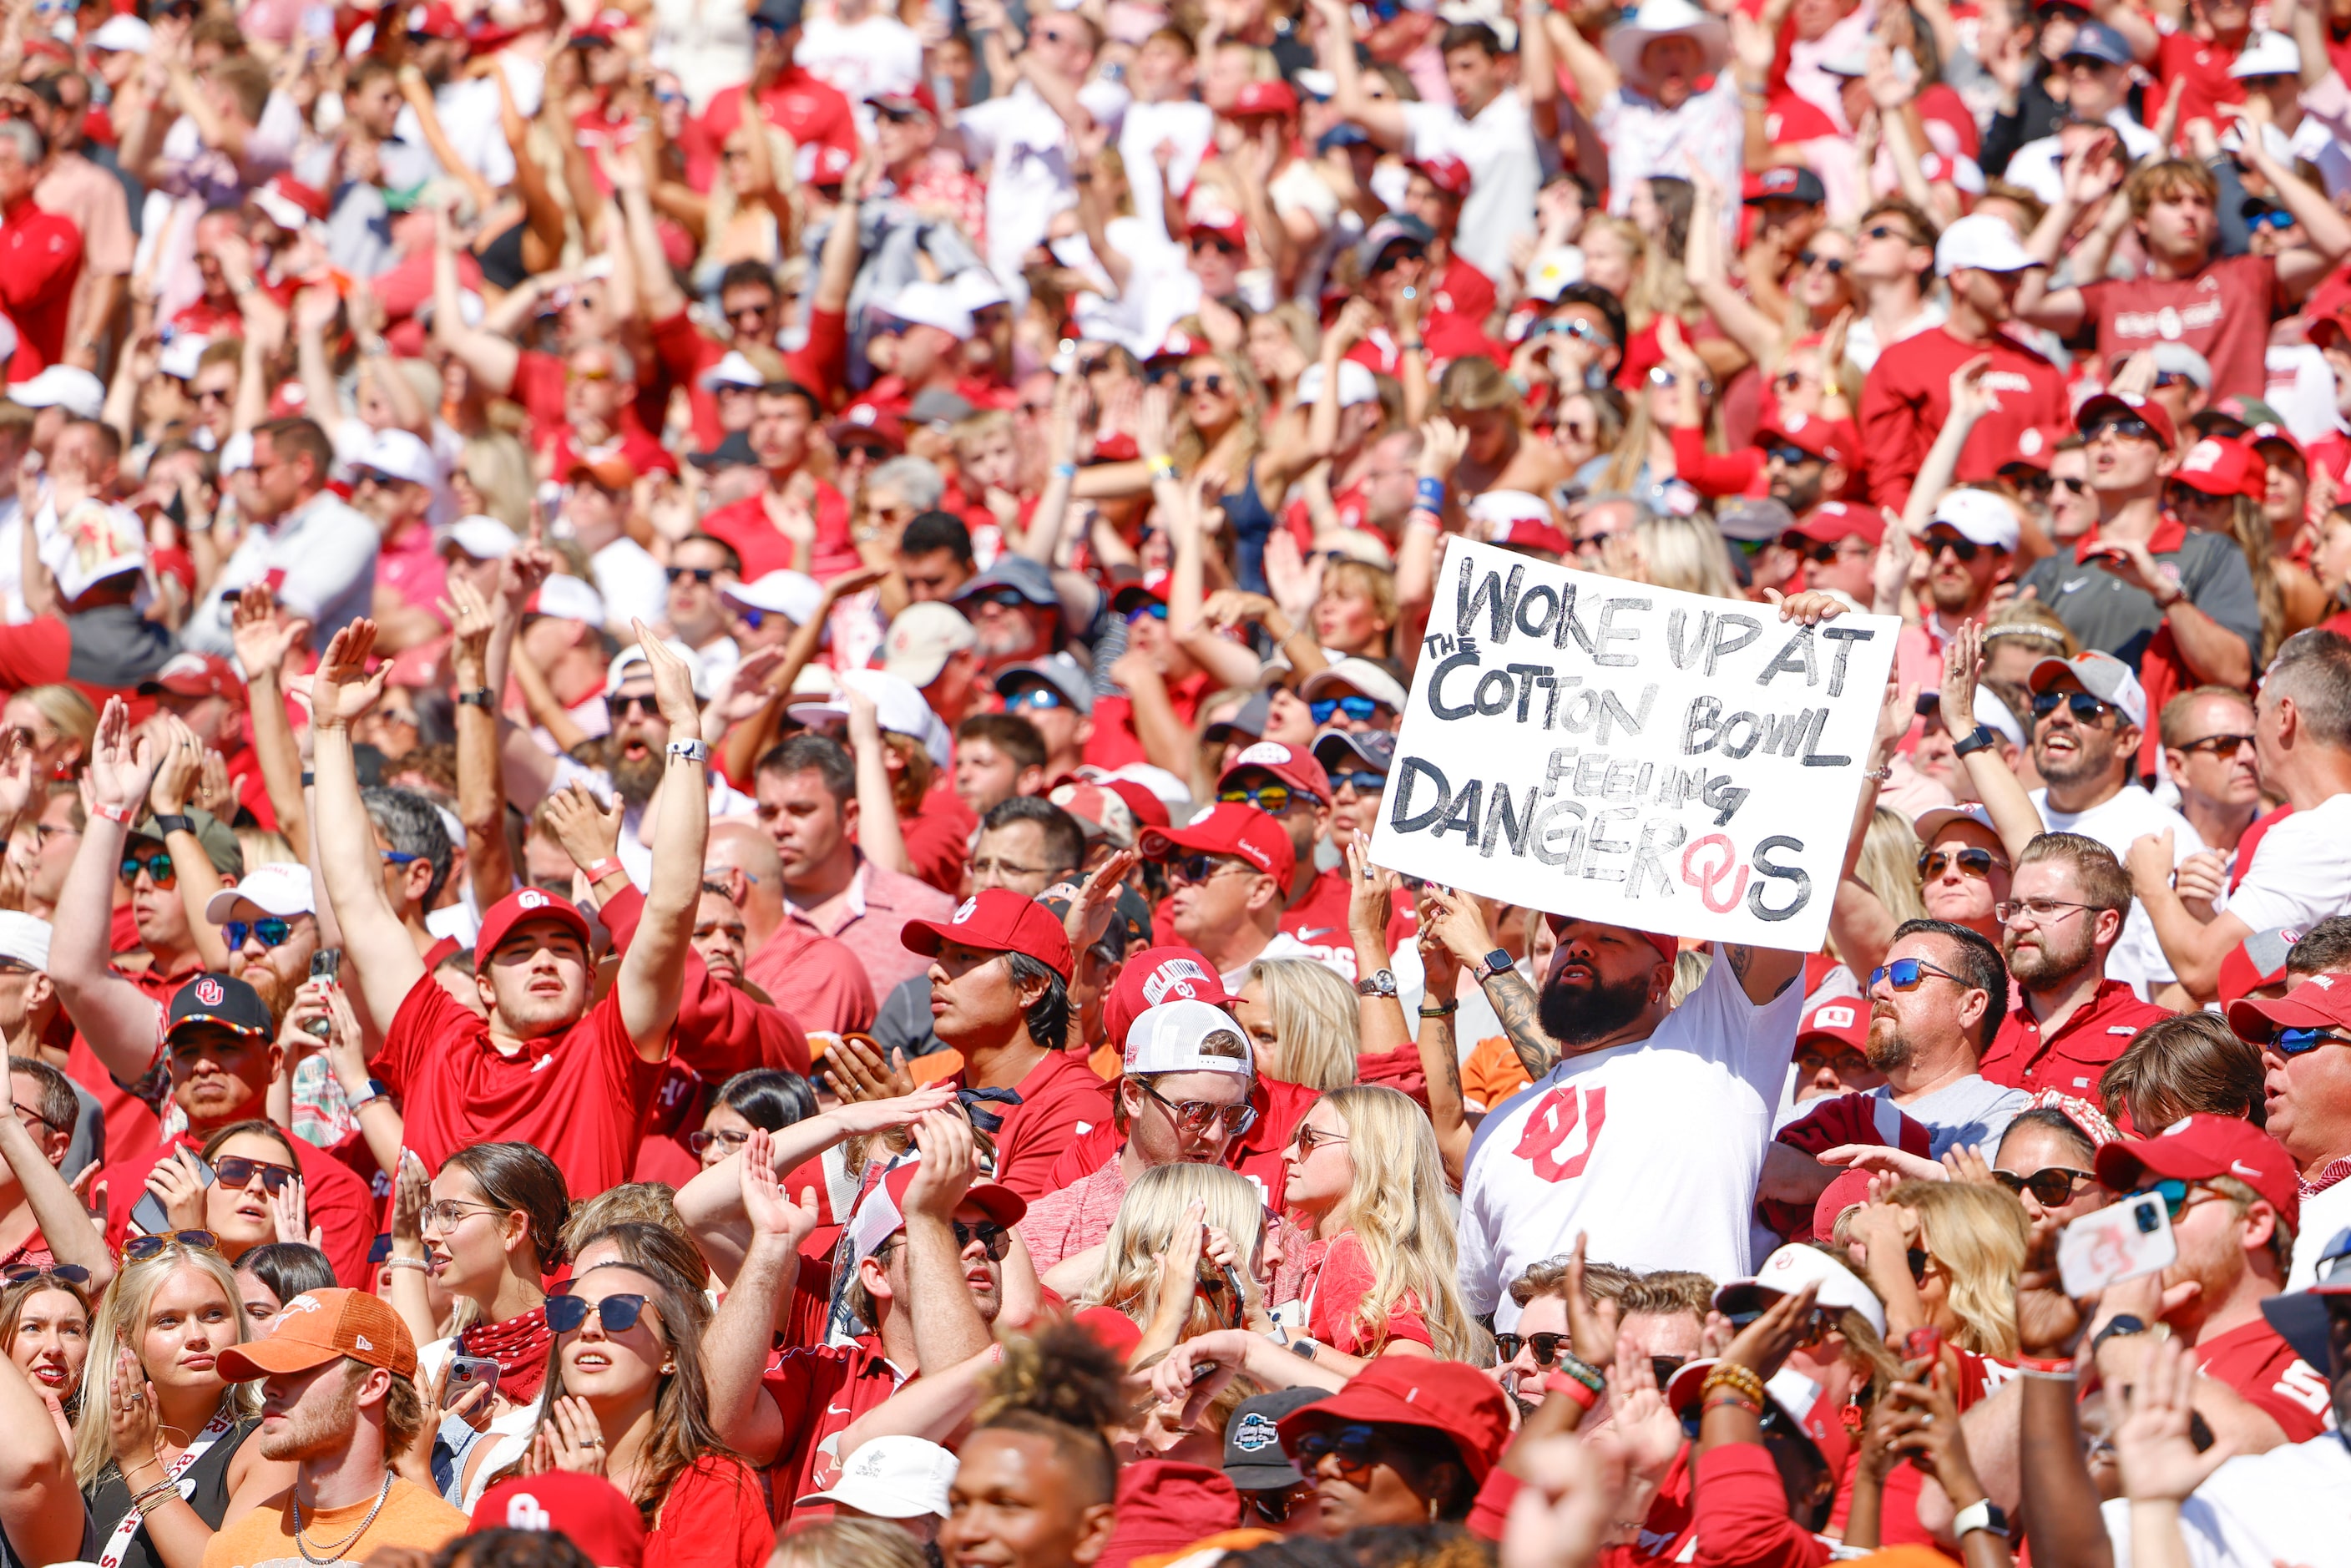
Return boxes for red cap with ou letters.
[1139,802,1297,888]
[2227,969,2351,1043]
[1797,997,1868,1052]
[2092,1113,2301,1235]
[1103,945,1236,1050]
[843,1156,1028,1270]
[473,1474,646,1568]
[2172,436,2267,501]
[1412,154,1472,197]
[473,888,594,974]
[899,888,1074,982]
[1757,412,1855,467]
[1218,740,1332,804]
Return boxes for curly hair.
[974,1318,1125,1505]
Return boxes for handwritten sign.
[1368,541,1901,953]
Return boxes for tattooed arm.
[1721,943,1804,1006]
[1422,888,1559,1079]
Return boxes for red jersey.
[1305,1229,1432,1356]
[2079,254,2277,404]
[1981,979,2173,1098]
[700,483,859,584]
[104,1126,379,1288]
[650,306,850,453]
[757,1336,907,1519]
[1277,869,1359,981]
[1428,253,1496,331]
[2193,1318,2337,1441]
[1083,670,1213,772]
[694,69,857,189]
[743,919,878,1037]
[958,1047,1115,1201]
[0,196,83,382]
[374,972,667,1202]
[641,1455,775,1568]
[1858,326,2069,512]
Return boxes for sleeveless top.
[78,1416,260,1568]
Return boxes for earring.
[1425,1497,1438,1522]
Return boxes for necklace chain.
[291,1471,396,1565]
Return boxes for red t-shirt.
[1857,326,2069,512]
[898,782,978,897]
[1306,1229,1432,1356]
[1429,253,1495,331]
[373,972,667,1202]
[2078,253,2277,404]
[742,919,878,1037]
[700,483,859,584]
[958,1047,1116,1201]
[1277,869,1358,980]
[1981,979,2173,1098]
[104,1126,378,1287]
[651,308,850,453]
[642,1454,776,1568]
[757,1336,907,1519]
[2193,1318,2336,1441]
[2151,31,2245,131]
[1083,670,1214,772]
[509,348,672,457]
[0,198,83,382]
[692,70,857,192]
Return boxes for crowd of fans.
[0,0,2344,1558]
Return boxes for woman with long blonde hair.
[1603,511,1742,600]
[0,1238,291,1568]
[1848,1180,2028,1373]
[1076,1162,1268,1350]
[1235,958,1359,1091]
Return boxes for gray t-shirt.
[2019,531,2262,672]
[1870,1075,2031,1160]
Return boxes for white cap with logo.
[1123,998,1255,1076]
[794,1435,958,1518]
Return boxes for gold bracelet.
[1701,1362,1767,1407]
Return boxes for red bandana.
[459,1305,554,1405]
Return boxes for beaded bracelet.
[1701,1363,1767,1406]
[1703,1388,1762,1417]
[1553,1351,1607,1394]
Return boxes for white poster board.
[1368,541,1903,953]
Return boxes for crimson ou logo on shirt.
[1513,1085,1607,1183]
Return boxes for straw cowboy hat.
[1605,0,1731,91]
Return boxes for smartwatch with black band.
[1952,724,2000,758]
[151,813,195,838]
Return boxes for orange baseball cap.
[218,1288,418,1381]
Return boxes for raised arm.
[1941,622,2045,860]
[0,1097,110,1289]
[613,630,706,1061]
[1312,0,1411,149]
[442,575,516,908]
[147,716,232,974]
[2231,104,2351,299]
[897,1113,998,1370]
[48,700,169,1084]
[310,620,432,1031]
[2015,143,2121,332]
[0,1347,83,1568]
[431,207,520,396]
[1541,2,1621,120]
[1422,887,1558,1080]
[697,1127,817,1466]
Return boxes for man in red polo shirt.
[909,888,1111,1201]
[0,119,83,383]
[311,620,706,1200]
[1983,833,2171,1096]
[697,1110,1014,1519]
[2086,1115,2336,1444]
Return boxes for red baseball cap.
[1540,913,1681,974]
[1813,1167,1878,1242]
[872,82,941,118]
[900,888,1074,982]
[1785,500,1883,549]
[1797,996,1868,1052]
[2228,969,2351,1042]
[1107,1460,1243,1564]
[217,1288,417,1380]
[1103,945,1237,1055]
[473,1474,646,1568]
[1757,412,1855,466]
[1230,78,1299,116]
[406,1,465,38]
[2247,422,2308,466]
[2172,436,2266,500]
[1412,154,1472,197]
[1492,517,1573,556]
[2077,390,2178,452]
[1274,1357,1512,1483]
[569,8,631,41]
[1099,776,1171,830]
[1140,802,1297,886]
[140,651,246,705]
[843,1156,1027,1269]
[473,887,594,974]
[1217,740,1330,804]
[2094,1114,2300,1233]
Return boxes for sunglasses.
[1646,367,1714,393]
[1310,695,1388,724]
[2030,690,2121,726]
[1140,1080,1258,1137]
[1907,1246,1933,1283]
[1918,847,2007,881]
[2134,1178,2217,1223]
[545,1292,653,1335]
[1993,1166,2096,1206]
[1766,443,1818,469]
[1922,531,1983,562]
[120,852,176,888]
[666,566,719,584]
[2053,476,2088,494]
[2248,209,2296,231]
[1124,601,1168,625]
[224,918,295,950]
[2178,732,2253,757]
[1219,782,1313,813]
[1368,249,1420,276]
[1869,956,1969,991]
[1293,1424,1385,1486]
[1190,235,1241,255]
[1290,1123,1348,1153]
[1327,768,1387,794]
[1179,374,1227,396]
[2273,1026,2351,1055]
[2085,415,2157,445]
[608,692,660,722]
[1494,1331,1567,1364]
[1534,317,1610,345]
[1863,223,1919,245]
[1796,251,1846,273]
[735,607,771,630]
[1170,852,1253,886]
[215,1155,297,1194]
[3,1263,91,1287]
[953,1220,1014,1260]
[123,1231,218,1262]
[968,586,1031,611]
[1004,687,1065,713]
[1244,1483,1316,1525]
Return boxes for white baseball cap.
[205,862,316,923]
[699,350,766,391]
[2230,28,2300,76]
[441,515,521,563]
[721,569,823,627]
[0,913,53,971]
[1934,213,2036,277]
[88,13,153,49]
[10,365,104,420]
[43,499,147,604]
[887,281,975,340]
[1123,998,1255,1077]
[1716,1243,1887,1338]
[606,640,709,699]
[1924,488,2020,553]
[1297,360,1378,409]
[1465,489,1552,534]
[528,573,606,627]
[351,427,441,488]
[1298,657,1408,713]
[787,669,952,766]
[795,1436,958,1518]
[158,333,210,382]
[882,601,978,687]
[948,268,1010,313]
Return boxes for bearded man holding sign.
[1373,541,1900,1328]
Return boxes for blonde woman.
[0,1237,291,1568]
[451,435,533,534]
[1847,1180,2028,1399]
[1235,958,1359,1091]
[1600,512,1742,600]
[3,685,96,781]
[1075,1162,1270,1351]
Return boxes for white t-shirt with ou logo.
[1459,959,1803,1331]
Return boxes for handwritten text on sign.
[1368,541,1900,953]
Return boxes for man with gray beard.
[1982,833,2170,1097]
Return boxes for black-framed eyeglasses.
[1869,956,1967,992]
[2177,732,2254,757]
[12,1099,67,1136]
[1218,781,1314,814]
[1996,897,2097,925]
[123,1231,219,1262]
[224,918,294,950]
[666,566,719,584]
[215,1155,297,1194]
[545,1292,652,1334]
[1310,695,1388,725]
[1863,223,1919,245]
[120,852,176,888]
[1918,847,2007,881]
[3,1262,91,1287]
[1993,1166,2096,1206]
[1140,1079,1257,1137]
[1169,852,1254,887]
[1494,1331,1566,1365]
[2031,690,2121,726]
[1327,769,1386,795]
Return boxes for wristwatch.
[1471,948,1514,983]
[1951,1500,2009,1541]
[1952,724,1999,758]
[1354,969,1398,999]
[152,813,195,838]
[456,688,495,710]
[1290,1337,1320,1363]
[2090,1314,2149,1358]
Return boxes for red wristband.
[1545,1372,1600,1410]
[582,857,626,884]
[92,801,134,826]
[2015,1354,2073,1373]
